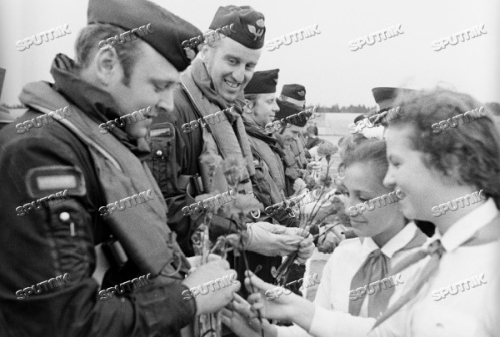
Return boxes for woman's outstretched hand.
[244,271,300,321]
[221,293,276,337]
[244,271,316,332]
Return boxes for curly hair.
[388,88,500,207]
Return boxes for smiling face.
[201,37,262,102]
[343,161,405,245]
[103,41,180,139]
[383,125,448,221]
[248,93,279,128]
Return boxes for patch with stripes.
[25,165,86,199]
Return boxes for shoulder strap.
[180,70,255,189]
[26,92,189,278]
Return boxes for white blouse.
[277,222,428,337]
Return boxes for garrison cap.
[353,114,365,123]
[209,5,266,49]
[281,84,306,107]
[372,87,415,112]
[276,100,307,127]
[88,0,202,72]
[244,69,279,94]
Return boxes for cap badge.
[297,90,305,97]
[248,24,264,41]
[256,19,265,28]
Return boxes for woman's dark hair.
[388,88,500,207]
[75,23,143,86]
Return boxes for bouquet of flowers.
[189,154,265,337]
[273,141,350,282]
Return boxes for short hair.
[244,93,260,106]
[388,88,500,207]
[307,125,318,136]
[75,23,143,86]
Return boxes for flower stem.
[239,236,264,337]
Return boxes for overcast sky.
[1,0,499,108]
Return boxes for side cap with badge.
[280,84,306,108]
[209,5,266,49]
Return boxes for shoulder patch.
[25,166,86,199]
[150,122,175,139]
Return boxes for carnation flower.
[318,174,333,188]
[223,194,263,221]
[200,153,223,177]
[222,156,248,187]
[317,141,338,162]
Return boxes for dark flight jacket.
[0,56,195,337]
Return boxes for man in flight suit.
[149,5,313,265]
[280,84,310,171]
[240,69,314,296]
[0,0,240,336]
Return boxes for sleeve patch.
[26,166,86,199]
[150,122,175,139]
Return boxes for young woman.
[225,89,500,337]
[379,88,500,336]
[222,136,428,337]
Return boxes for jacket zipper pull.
[59,212,75,237]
